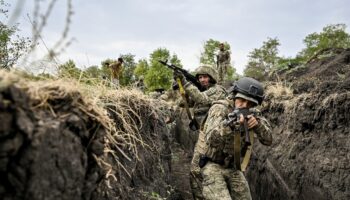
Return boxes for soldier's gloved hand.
[172,80,179,90]
[173,71,185,81]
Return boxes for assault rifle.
[158,60,200,131]
[223,108,257,170]
[223,108,256,145]
[158,60,204,91]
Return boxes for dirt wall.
[0,75,174,200]
[247,48,350,200]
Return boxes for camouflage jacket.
[202,99,272,162]
[180,83,227,125]
[217,50,231,65]
[109,61,123,79]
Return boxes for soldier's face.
[234,98,251,108]
[198,74,210,88]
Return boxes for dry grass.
[0,69,162,182]
[265,81,293,99]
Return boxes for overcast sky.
[7,0,350,74]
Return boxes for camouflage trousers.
[217,64,228,84]
[201,162,252,200]
[190,150,204,200]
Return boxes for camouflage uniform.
[198,100,272,200]
[216,49,231,84]
[109,60,123,88]
[179,66,227,199]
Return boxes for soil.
[0,85,104,200]
[0,81,173,200]
[247,48,350,200]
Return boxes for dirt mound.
[284,48,350,95]
[0,71,174,200]
[247,48,350,200]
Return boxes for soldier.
[195,77,272,200]
[216,43,231,84]
[173,65,227,199]
[108,57,124,88]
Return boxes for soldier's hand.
[173,70,185,81]
[172,81,179,90]
[239,114,259,129]
[247,115,258,129]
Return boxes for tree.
[84,65,101,78]
[145,48,182,91]
[200,39,230,66]
[298,24,350,60]
[134,58,149,79]
[100,58,114,79]
[0,1,30,69]
[58,59,81,79]
[200,39,239,82]
[226,64,240,81]
[244,37,280,80]
[119,53,136,86]
[243,62,265,81]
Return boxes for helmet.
[195,65,218,84]
[229,77,264,105]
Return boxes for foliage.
[145,48,182,91]
[58,59,82,79]
[37,72,54,80]
[226,65,240,81]
[100,58,114,79]
[0,1,30,69]
[199,39,240,82]
[200,39,230,66]
[275,56,304,72]
[244,37,280,80]
[298,24,350,60]
[119,53,136,86]
[134,58,149,79]
[84,65,101,78]
[243,62,265,81]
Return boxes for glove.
[172,80,179,90]
[173,70,185,81]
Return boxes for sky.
[6,0,350,74]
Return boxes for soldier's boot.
[190,151,204,199]
[190,172,204,200]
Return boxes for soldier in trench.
[173,65,227,199]
[194,77,272,200]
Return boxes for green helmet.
[195,65,218,84]
[229,77,264,105]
